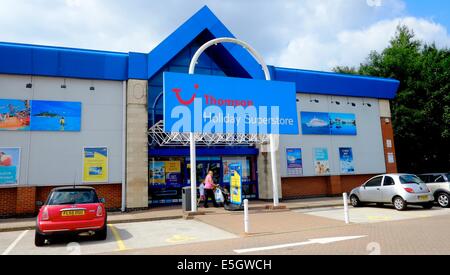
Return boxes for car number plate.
[62,210,85,217]
[418,195,428,201]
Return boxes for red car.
[35,186,107,247]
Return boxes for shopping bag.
[215,189,224,203]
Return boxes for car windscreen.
[399,175,424,185]
[47,190,99,205]
[446,174,450,181]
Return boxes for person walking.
[203,170,219,208]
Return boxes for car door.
[360,176,383,202]
[381,175,396,203]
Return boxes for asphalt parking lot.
[296,205,450,224]
[0,219,237,255]
[2,205,449,255]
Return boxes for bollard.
[343,193,350,224]
[244,199,249,234]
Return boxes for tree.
[334,25,450,173]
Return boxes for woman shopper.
[203,170,219,208]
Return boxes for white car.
[349,174,434,211]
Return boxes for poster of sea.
[0,148,20,185]
[286,148,303,176]
[339,147,355,174]
[313,148,330,175]
[0,100,31,131]
[0,99,81,132]
[301,112,357,136]
[329,113,357,135]
[30,100,81,132]
[82,147,108,183]
[149,161,166,185]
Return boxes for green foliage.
[334,25,450,173]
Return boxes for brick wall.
[282,174,377,199]
[282,177,329,198]
[0,184,122,218]
[0,188,17,218]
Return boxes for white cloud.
[275,16,450,71]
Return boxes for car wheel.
[95,225,107,241]
[34,231,46,247]
[422,202,434,209]
[350,195,362,207]
[393,196,407,211]
[437,193,450,208]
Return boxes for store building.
[0,6,399,217]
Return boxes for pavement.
[1,200,450,255]
[0,197,343,232]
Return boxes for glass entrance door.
[187,157,221,186]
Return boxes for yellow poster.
[83,147,108,183]
[164,161,181,173]
[230,163,242,205]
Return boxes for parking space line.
[108,224,127,251]
[1,230,28,255]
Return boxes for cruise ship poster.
[301,112,331,135]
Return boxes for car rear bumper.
[404,193,434,204]
[37,217,106,235]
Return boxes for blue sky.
[406,0,450,29]
[0,0,448,71]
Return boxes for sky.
[0,0,449,72]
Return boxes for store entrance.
[191,159,221,185]
[148,155,259,207]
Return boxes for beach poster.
[149,161,166,185]
[0,148,21,185]
[329,113,357,135]
[0,99,30,131]
[286,148,303,176]
[314,148,330,175]
[30,100,81,132]
[339,147,355,173]
[83,147,108,183]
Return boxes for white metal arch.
[187,37,280,212]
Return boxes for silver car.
[418,173,450,208]
[349,174,434,211]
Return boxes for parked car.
[35,186,107,247]
[349,174,434,211]
[418,173,450,208]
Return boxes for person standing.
[203,170,219,208]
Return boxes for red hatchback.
[35,187,107,246]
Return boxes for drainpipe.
[121,81,127,212]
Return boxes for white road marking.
[234,235,367,254]
[2,230,29,255]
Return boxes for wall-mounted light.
[26,76,33,89]
[332,101,341,105]
[61,79,67,89]
[362,99,372,107]
[89,80,95,91]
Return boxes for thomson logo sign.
[163,72,299,135]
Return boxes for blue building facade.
[0,6,400,212]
